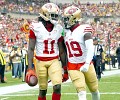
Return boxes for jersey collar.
[70,23,80,32]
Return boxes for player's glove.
[62,66,69,82]
[25,68,36,83]
[80,63,90,72]
[62,73,69,82]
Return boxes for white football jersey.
[64,24,93,63]
[31,22,63,57]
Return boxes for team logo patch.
[45,4,52,10]
[68,8,77,14]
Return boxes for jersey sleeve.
[29,29,36,39]
[83,24,93,34]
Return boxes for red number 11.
[43,40,55,54]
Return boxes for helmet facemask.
[63,16,80,29]
[49,13,60,25]
[63,17,70,29]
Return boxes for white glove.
[80,63,90,72]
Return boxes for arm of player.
[62,66,69,82]
[28,38,36,69]
[58,38,69,82]
[80,33,94,72]
[26,37,36,83]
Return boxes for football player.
[62,6,100,100]
[26,3,68,100]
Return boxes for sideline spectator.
[111,54,116,68]
[9,46,14,78]
[21,41,28,72]
[116,44,120,69]
[93,37,105,80]
[10,45,22,79]
[0,49,6,83]
[110,48,116,68]
[21,42,28,82]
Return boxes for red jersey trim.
[68,62,85,70]
[70,23,80,32]
[29,29,36,39]
[68,61,93,70]
[35,55,59,61]
[84,27,93,33]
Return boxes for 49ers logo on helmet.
[45,4,52,10]
[68,8,77,14]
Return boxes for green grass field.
[0,72,25,87]
[0,72,120,100]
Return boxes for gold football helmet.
[63,6,81,28]
[40,3,60,24]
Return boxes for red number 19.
[66,41,82,57]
